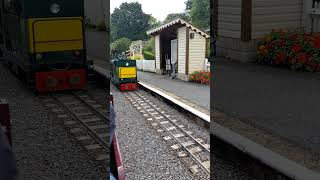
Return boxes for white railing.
[136,60,156,72]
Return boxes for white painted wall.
[155,35,160,71]
[136,60,156,72]
[143,60,156,72]
[178,27,187,74]
[189,29,207,73]
[136,60,143,70]
[252,0,302,38]
[218,0,242,38]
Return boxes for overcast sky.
[110,0,187,21]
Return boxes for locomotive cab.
[2,0,88,92]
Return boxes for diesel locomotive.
[110,59,138,91]
[0,0,88,92]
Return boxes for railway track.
[40,91,109,167]
[125,91,210,178]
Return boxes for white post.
[302,0,314,32]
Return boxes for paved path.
[213,57,320,152]
[137,71,210,110]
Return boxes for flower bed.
[257,29,320,72]
[189,71,210,84]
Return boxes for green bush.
[111,38,132,56]
[143,37,155,53]
[143,51,155,60]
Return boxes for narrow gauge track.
[125,91,210,177]
[41,91,109,165]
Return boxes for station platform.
[137,71,210,111]
[213,57,320,179]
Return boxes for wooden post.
[0,99,12,146]
[241,0,252,41]
[185,28,190,75]
[212,0,218,36]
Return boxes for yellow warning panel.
[28,17,83,53]
[119,67,137,78]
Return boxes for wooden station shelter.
[147,18,210,81]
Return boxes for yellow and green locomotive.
[0,0,88,92]
[110,59,138,91]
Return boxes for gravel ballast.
[112,85,195,180]
[0,63,107,180]
[112,84,255,180]
[135,86,254,180]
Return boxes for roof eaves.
[146,18,210,38]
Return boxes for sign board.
[0,99,12,146]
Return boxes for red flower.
[313,37,320,49]
[275,52,286,64]
[296,53,310,64]
[291,44,302,53]
[289,34,298,41]
[288,56,296,64]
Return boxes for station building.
[213,0,320,62]
[128,40,147,60]
[147,18,210,81]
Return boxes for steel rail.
[134,91,210,153]
[71,91,108,120]
[127,92,210,174]
[52,94,109,150]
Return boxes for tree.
[143,37,155,53]
[149,16,161,29]
[190,0,210,29]
[111,2,150,42]
[185,0,193,15]
[142,38,155,60]
[164,13,190,23]
[111,38,132,57]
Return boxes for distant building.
[147,18,210,81]
[129,40,147,60]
